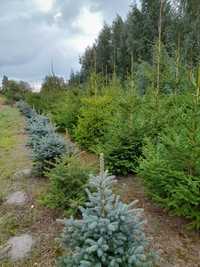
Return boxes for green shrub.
[138,94,200,229]
[17,101,70,175]
[104,89,143,175]
[32,133,68,174]
[103,89,181,176]
[25,92,44,113]
[43,155,93,215]
[26,89,81,133]
[74,95,115,152]
[49,90,81,133]
[3,80,26,103]
[26,114,54,147]
[105,128,143,176]
[16,100,36,118]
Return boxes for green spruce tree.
[139,92,200,229]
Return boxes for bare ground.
[116,176,200,267]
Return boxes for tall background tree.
[69,0,200,85]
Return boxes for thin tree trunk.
[156,0,164,96]
[175,33,181,94]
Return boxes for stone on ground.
[13,168,32,179]
[0,244,11,260]
[6,191,28,205]
[7,234,34,261]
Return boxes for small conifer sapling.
[59,154,155,267]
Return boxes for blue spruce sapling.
[59,154,155,267]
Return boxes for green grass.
[0,99,31,242]
[0,97,61,266]
[0,101,33,247]
[0,104,30,195]
[0,106,21,149]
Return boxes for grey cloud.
[55,0,133,27]
[0,0,131,85]
[89,0,133,21]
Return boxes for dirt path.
[116,176,200,267]
[0,99,62,266]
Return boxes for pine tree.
[96,24,113,77]
[2,75,9,92]
[41,75,66,93]
[138,92,200,229]
[59,154,155,267]
[126,5,145,62]
[175,0,200,67]
[79,45,97,82]
[111,15,129,79]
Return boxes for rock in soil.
[0,244,11,260]
[6,191,28,205]
[7,234,35,261]
[13,168,32,179]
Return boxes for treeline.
[1,75,32,103]
[70,0,200,87]
[11,72,199,230]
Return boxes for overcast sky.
[0,0,132,88]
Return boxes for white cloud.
[33,0,55,13]
[68,7,103,53]
[72,6,103,36]
[54,11,62,22]
[31,81,42,92]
